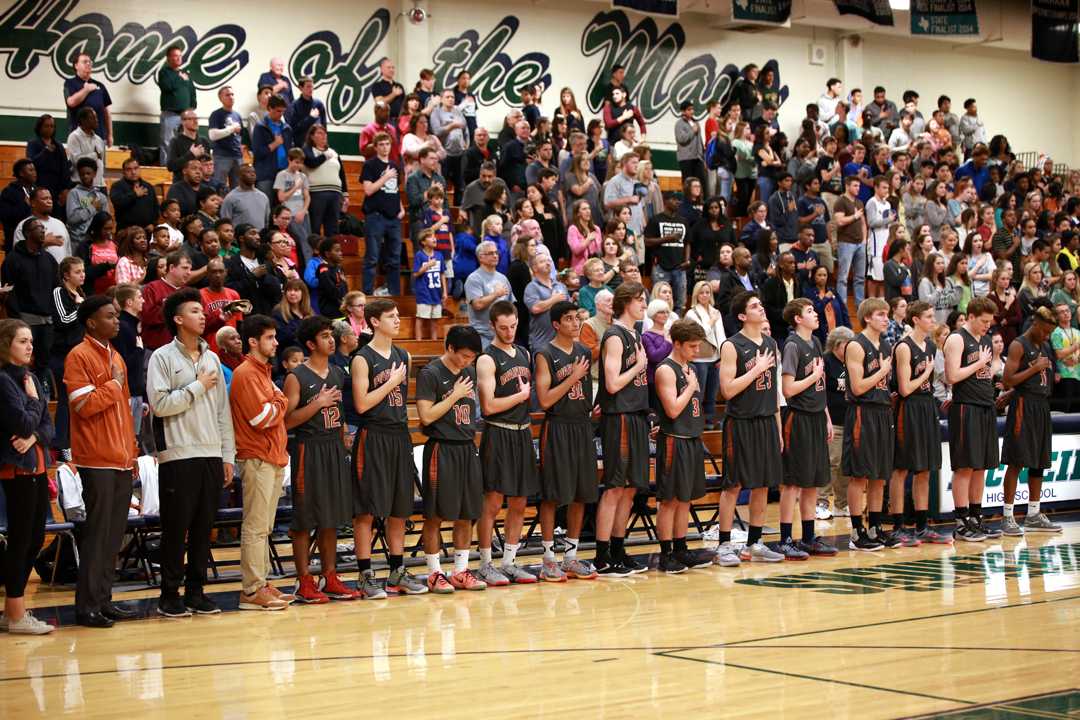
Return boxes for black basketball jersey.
[951,328,994,406]
[357,343,410,430]
[898,335,935,398]
[1013,335,1053,397]
[537,341,592,422]
[416,358,477,441]
[658,358,704,437]
[846,333,892,406]
[597,323,649,414]
[782,333,826,413]
[482,343,531,425]
[290,363,346,439]
[723,332,779,419]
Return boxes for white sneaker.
[833,507,851,517]
[702,525,720,542]
[373,286,391,297]
[731,527,749,543]
[815,503,832,520]
[8,612,54,635]
[740,542,784,563]
[712,541,742,567]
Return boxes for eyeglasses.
[270,239,290,245]
[349,303,365,309]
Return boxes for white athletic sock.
[564,538,579,561]
[1003,503,1014,519]
[542,540,555,562]
[479,547,492,565]
[502,543,519,568]
[425,554,442,575]
[1029,501,1041,516]
[454,549,469,573]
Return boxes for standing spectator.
[1,219,58,381]
[66,108,105,188]
[0,319,55,634]
[499,120,531,197]
[989,264,1022,349]
[430,88,468,206]
[865,176,894,297]
[66,159,108,249]
[230,313,291,611]
[225,224,283,316]
[112,284,146,439]
[251,95,292,201]
[818,78,843,125]
[66,296,138,628]
[865,86,898,136]
[842,143,873,203]
[762,252,797,343]
[684,280,724,428]
[834,175,867,308]
[257,58,294,106]
[883,238,913,301]
[767,172,799,248]
[465,240,512,348]
[604,153,645,241]
[674,101,705,187]
[1051,302,1080,412]
[13,187,70,262]
[358,101,400,163]
[165,158,204,218]
[221,164,270,232]
[110,158,159,230]
[524,252,568,352]
[147,288,235,618]
[272,279,312,353]
[580,288,613,383]
[0,159,36,251]
[50,257,84,457]
[27,115,73,224]
[464,126,498,186]
[959,99,986,156]
[286,77,327,148]
[141,251,192,351]
[303,125,346,238]
[273,148,312,264]
[315,237,348,316]
[567,199,602,275]
[526,139,557,189]
[992,208,1022,282]
[806,266,851,347]
[370,59,405,121]
[208,86,244,189]
[822,326,854,517]
[405,147,445,241]
[63,53,112,144]
[562,151,603,229]
[156,46,196,165]
[797,176,831,271]
[248,85,272,136]
[114,227,148,286]
[461,160,506,235]
[166,110,211,182]
[644,194,689,311]
[919,252,956,324]
[360,133,404,296]
[200,257,243,354]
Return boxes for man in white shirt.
[817,78,843,125]
[14,187,71,262]
[603,152,645,239]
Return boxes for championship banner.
[834,0,895,26]
[1031,0,1080,63]
[732,0,792,25]
[612,0,679,17]
[910,0,980,36]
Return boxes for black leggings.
[2,474,50,598]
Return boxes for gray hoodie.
[147,337,236,465]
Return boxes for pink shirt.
[567,224,602,275]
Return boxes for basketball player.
[943,296,1000,542]
[534,301,598,581]
[350,298,428,597]
[475,301,539,586]
[416,325,487,593]
[1000,303,1061,535]
[717,291,784,563]
[778,298,839,559]
[655,319,714,573]
[595,281,651,576]
[890,301,951,544]
[284,316,358,602]
[842,298,895,551]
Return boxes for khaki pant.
[820,425,850,510]
[240,458,285,595]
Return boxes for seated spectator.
[66,107,105,188]
[805,265,851,347]
[221,164,271,232]
[110,157,159,230]
[273,278,313,354]
[166,110,211,182]
[166,158,205,217]
[0,159,36,251]
[66,158,108,249]
[251,95,292,200]
[464,239,512,348]
[114,226,149,286]
[27,114,73,224]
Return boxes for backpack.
[705,136,736,173]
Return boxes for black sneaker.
[183,593,222,615]
[875,528,904,549]
[953,522,986,543]
[975,517,1002,539]
[595,560,633,578]
[620,553,648,574]
[658,553,688,574]
[157,595,192,618]
[799,538,839,556]
[674,549,713,569]
[848,532,884,552]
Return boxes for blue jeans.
[651,265,687,312]
[159,112,182,165]
[691,361,720,424]
[716,168,733,204]
[363,213,402,295]
[309,190,341,237]
[836,241,866,309]
[213,155,242,189]
[757,175,774,205]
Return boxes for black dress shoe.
[76,611,114,629]
[102,603,138,621]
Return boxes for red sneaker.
[449,570,487,591]
[427,571,454,594]
[293,575,329,604]
[320,571,360,600]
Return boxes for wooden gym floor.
[2,513,1079,719]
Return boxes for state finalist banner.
[732,0,792,24]
[1031,0,1080,63]
[611,0,679,17]
[910,0,980,36]
[935,433,1080,515]
[834,0,895,26]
